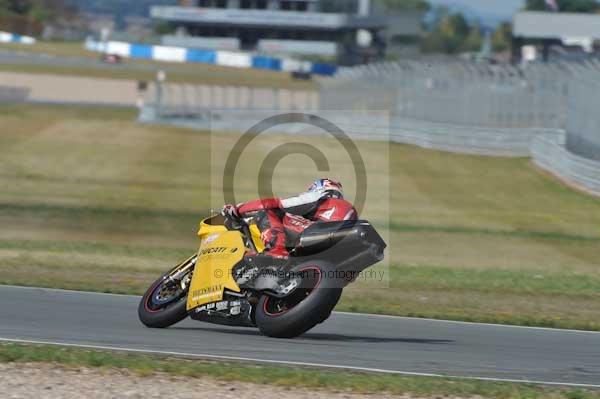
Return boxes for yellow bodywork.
[196,216,264,253]
[249,223,266,252]
[187,219,244,311]
[197,217,227,241]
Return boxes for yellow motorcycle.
[138,214,386,338]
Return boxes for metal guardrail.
[532,134,600,196]
[387,118,563,156]
[147,83,319,117]
[0,85,29,102]
[140,105,562,157]
[566,72,600,161]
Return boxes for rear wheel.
[138,255,196,328]
[255,260,342,338]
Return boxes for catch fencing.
[320,59,600,193]
[143,67,566,157]
[147,83,319,118]
[322,60,600,129]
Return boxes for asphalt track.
[0,285,599,388]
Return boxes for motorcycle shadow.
[169,326,453,344]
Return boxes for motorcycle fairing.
[186,230,243,311]
[198,214,265,253]
[248,223,266,252]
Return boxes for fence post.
[155,78,163,117]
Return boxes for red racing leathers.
[235,191,358,258]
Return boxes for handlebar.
[240,220,258,253]
[223,212,258,253]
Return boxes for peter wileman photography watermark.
[209,110,391,286]
[214,266,387,285]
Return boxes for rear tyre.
[255,260,343,338]
[138,257,195,328]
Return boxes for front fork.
[165,254,197,291]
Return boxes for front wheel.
[255,260,343,338]
[138,254,196,328]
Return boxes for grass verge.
[0,41,99,59]
[0,342,598,398]
[0,103,599,331]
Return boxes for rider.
[222,178,357,259]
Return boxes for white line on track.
[333,311,600,335]
[3,284,600,335]
[0,337,599,389]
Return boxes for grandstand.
[150,0,423,65]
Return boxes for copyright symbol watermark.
[221,112,368,214]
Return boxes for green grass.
[0,41,316,89]
[0,343,598,398]
[0,41,99,58]
[0,239,189,259]
[0,103,599,330]
[389,222,600,242]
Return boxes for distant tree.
[0,0,11,16]
[0,0,75,22]
[422,8,473,54]
[463,25,483,52]
[28,1,48,22]
[374,0,430,11]
[525,0,600,12]
[440,12,470,38]
[524,0,547,10]
[0,0,79,38]
[492,22,512,53]
[0,0,34,15]
[154,21,173,35]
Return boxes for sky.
[428,0,526,18]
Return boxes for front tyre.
[255,260,343,338]
[138,255,195,328]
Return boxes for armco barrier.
[84,39,337,76]
[387,118,563,157]
[139,104,563,157]
[0,85,30,102]
[532,134,600,196]
[565,72,600,161]
[0,31,35,45]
